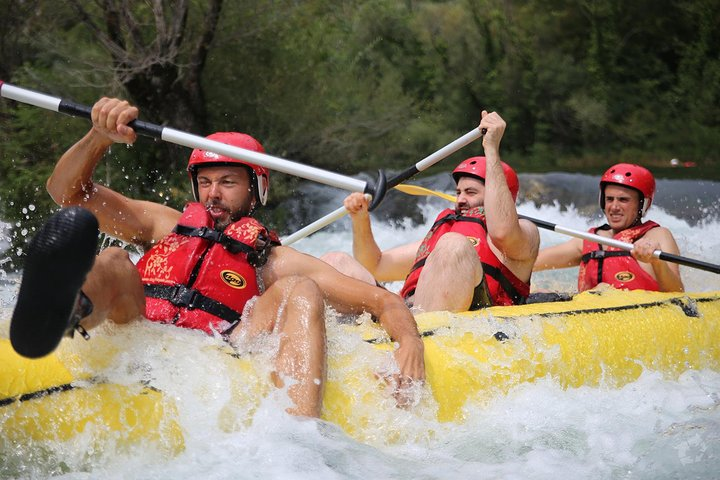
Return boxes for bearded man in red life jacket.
[534,163,684,292]
[10,97,425,417]
[322,110,540,312]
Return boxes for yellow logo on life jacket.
[221,270,247,289]
[615,271,635,282]
[467,236,480,247]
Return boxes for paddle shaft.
[281,127,484,245]
[524,216,720,274]
[396,184,720,275]
[385,127,485,189]
[0,81,376,195]
[281,204,351,245]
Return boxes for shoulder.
[643,223,675,240]
[138,200,183,240]
[263,245,316,275]
[266,245,301,265]
[644,224,680,248]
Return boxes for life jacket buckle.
[197,226,223,244]
[169,285,199,309]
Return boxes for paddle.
[0,80,387,205]
[395,184,720,275]
[281,127,485,245]
[394,184,456,202]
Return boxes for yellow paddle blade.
[393,184,455,202]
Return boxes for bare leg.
[229,275,327,417]
[413,233,483,312]
[320,251,376,285]
[79,247,146,331]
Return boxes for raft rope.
[0,383,76,407]
[364,295,713,344]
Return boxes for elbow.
[663,281,685,293]
[659,278,684,293]
[46,176,63,205]
[46,176,90,207]
[355,252,382,277]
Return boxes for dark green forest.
[1,0,718,265]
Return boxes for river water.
[1,172,719,479]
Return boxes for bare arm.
[481,111,539,263]
[46,98,180,246]
[631,227,684,292]
[344,192,419,282]
[262,246,425,381]
[534,238,584,271]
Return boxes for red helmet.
[599,163,655,216]
[452,156,520,201]
[187,132,269,206]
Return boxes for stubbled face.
[455,176,485,214]
[603,184,642,231]
[196,165,255,229]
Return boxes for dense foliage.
[1,0,718,266]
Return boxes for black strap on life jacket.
[144,284,241,326]
[173,225,278,267]
[480,262,527,305]
[173,225,256,255]
[251,232,279,268]
[430,213,487,232]
[580,249,631,286]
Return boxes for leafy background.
[1,0,718,267]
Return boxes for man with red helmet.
[534,163,684,292]
[12,97,425,417]
[322,111,540,311]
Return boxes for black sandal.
[10,207,98,358]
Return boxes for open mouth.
[206,204,229,219]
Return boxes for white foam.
[2,189,720,478]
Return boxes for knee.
[431,233,476,260]
[275,276,326,331]
[96,246,133,267]
[320,251,352,269]
[276,275,323,302]
[93,247,143,289]
[319,251,375,285]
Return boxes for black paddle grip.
[58,100,164,138]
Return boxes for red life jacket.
[578,221,660,292]
[136,202,280,334]
[400,208,530,306]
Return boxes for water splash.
[1,173,720,478]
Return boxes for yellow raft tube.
[2,288,719,452]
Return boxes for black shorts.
[468,277,492,311]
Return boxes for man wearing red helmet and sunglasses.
[534,164,684,292]
[323,111,540,312]
[10,97,425,417]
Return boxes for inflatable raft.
[2,288,719,453]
